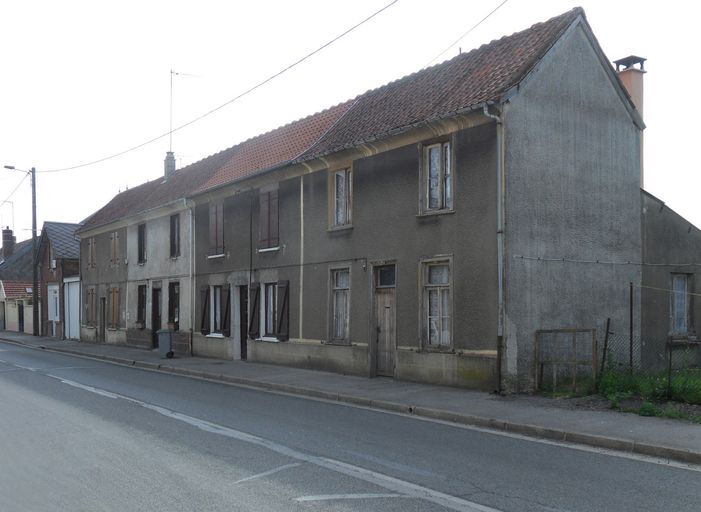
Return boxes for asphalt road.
[0,341,699,512]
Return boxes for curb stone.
[2,336,700,466]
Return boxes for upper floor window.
[137,223,146,264]
[671,274,693,336]
[170,214,180,258]
[422,259,452,348]
[209,203,224,256]
[109,231,120,266]
[421,141,453,213]
[87,238,96,268]
[331,169,352,227]
[259,188,279,250]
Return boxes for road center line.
[47,375,503,512]
[234,463,301,484]
[296,493,407,502]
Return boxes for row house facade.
[79,8,701,390]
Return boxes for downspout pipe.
[483,104,505,393]
[185,198,195,356]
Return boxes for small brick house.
[36,222,81,339]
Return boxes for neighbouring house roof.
[39,221,82,260]
[1,281,36,300]
[0,239,33,281]
[81,7,591,231]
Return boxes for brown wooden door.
[374,265,396,376]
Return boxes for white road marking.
[234,463,301,484]
[296,493,406,502]
[47,376,504,512]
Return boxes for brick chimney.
[614,55,646,187]
[164,151,176,180]
[2,226,15,258]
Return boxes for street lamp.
[3,165,38,337]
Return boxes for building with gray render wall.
[78,8,698,391]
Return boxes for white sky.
[1,0,700,243]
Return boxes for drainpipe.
[186,198,195,356]
[483,103,505,393]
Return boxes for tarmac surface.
[1,331,699,466]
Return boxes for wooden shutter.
[270,189,279,247]
[259,192,269,248]
[222,284,231,337]
[109,233,114,264]
[200,286,210,335]
[248,283,260,339]
[276,280,289,341]
[209,204,216,254]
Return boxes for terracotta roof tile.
[2,281,36,299]
[80,8,583,227]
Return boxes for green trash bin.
[157,329,174,359]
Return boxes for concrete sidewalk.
[2,331,699,465]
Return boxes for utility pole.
[31,167,38,336]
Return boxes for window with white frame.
[264,283,277,336]
[671,274,693,336]
[331,268,350,342]
[199,284,230,336]
[423,260,452,347]
[332,169,352,227]
[212,285,222,334]
[422,141,453,212]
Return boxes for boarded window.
[331,269,350,341]
[137,285,147,325]
[209,203,224,255]
[259,189,279,249]
[86,288,96,326]
[109,287,120,329]
[109,232,120,266]
[168,282,179,331]
[423,261,451,347]
[422,141,453,212]
[137,223,146,263]
[170,214,180,257]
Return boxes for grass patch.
[598,369,701,405]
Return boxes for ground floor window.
[671,273,693,336]
[109,287,120,329]
[86,288,96,326]
[331,268,350,342]
[422,259,452,348]
[168,281,180,331]
[199,284,230,336]
[248,281,289,341]
[137,285,147,327]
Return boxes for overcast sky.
[1,0,699,243]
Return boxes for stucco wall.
[192,123,499,388]
[503,23,642,390]
[641,191,701,370]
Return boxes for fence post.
[629,282,633,373]
[667,338,673,400]
[597,318,611,392]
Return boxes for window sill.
[327,224,353,233]
[323,339,351,346]
[422,345,455,354]
[417,209,455,218]
[170,255,180,261]
[207,253,225,260]
[257,246,280,254]
[206,333,225,339]
[256,336,280,342]
[137,261,147,266]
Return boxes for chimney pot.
[2,226,15,258]
[164,151,176,180]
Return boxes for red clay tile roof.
[197,100,355,192]
[2,281,36,299]
[80,8,584,228]
[299,7,583,159]
[78,146,237,232]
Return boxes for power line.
[40,0,401,174]
[0,172,29,208]
[424,0,510,68]
[514,254,701,268]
